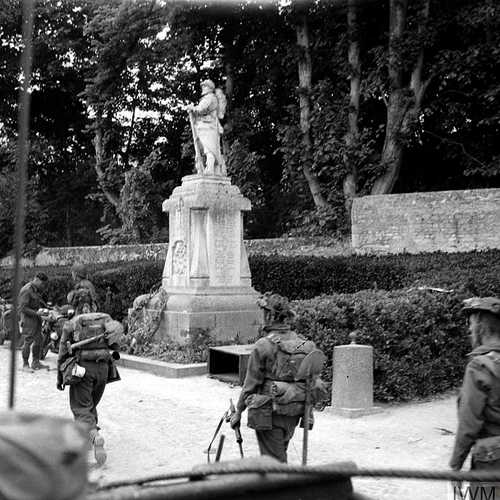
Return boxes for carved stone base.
[155,289,263,344]
[161,174,263,343]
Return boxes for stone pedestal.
[160,175,263,343]
[330,336,382,418]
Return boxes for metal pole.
[302,377,311,465]
[9,0,35,409]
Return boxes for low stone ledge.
[328,406,383,419]
[116,353,207,378]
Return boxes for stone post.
[330,332,382,418]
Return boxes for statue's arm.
[192,95,215,116]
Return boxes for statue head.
[200,79,215,95]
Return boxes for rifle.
[67,333,106,355]
[205,399,244,463]
[225,399,244,458]
[187,110,204,174]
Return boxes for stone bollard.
[330,331,382,418]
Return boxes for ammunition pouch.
[246,394,272,430]
[473,436,500,465]
[59,357,82,386]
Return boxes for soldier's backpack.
[268,333,316,382]
[69,287,95,314]
[73,312,111,343]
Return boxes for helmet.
[257,293,295,322]
[200,79,215,91]
[462,297,500,317]
[71,263,87,279]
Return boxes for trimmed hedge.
[250,249,500,299]
[0,249,499,320]
[293,289,470,402]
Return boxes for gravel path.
[0,347,462,499]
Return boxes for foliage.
[2,249,498,321]
[1,0,499,252]
[131,328,228,364]
[293,289,470,401]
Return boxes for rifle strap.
[206,413,227,463]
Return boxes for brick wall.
[352,188,500,254]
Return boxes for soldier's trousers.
[21,329,42,365]
[255,414,301,463]
[69,360,108,430]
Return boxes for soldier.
[57,313,122,466]
[450,296,500,495]
[231,293,326,463]
[67,263,98,313]
[18,272,49,372]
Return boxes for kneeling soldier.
[57,312,122,465]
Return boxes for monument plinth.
[160,174,262,343]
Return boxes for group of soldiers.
[18,263,120,466]
[15,263,500,485]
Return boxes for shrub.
[250,249,500,299]
[293,289,470,402]
[0,249,499,321]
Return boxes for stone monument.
[160,80,262,343]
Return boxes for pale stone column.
[330,332,382,418]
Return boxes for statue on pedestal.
[187,79,227,176]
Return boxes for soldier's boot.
[31,361,49,370]
[90,430,107,466]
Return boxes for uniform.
[236,323,321,463]
[450,296,500,495]
[18,281,45,368]
[57,313,121,465]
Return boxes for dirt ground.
[0,347,463,500]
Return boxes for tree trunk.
[371,0,408,195]
[221,24,235,164]
[296,12,328,209]
[372,0,431,195]
[343,0,361,214]
[93,111,119,208]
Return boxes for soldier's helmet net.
[462,297,500,318]
[257,293,296,323]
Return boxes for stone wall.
[0,237,350,268]
[352,188,500,254]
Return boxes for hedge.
[292,289,470,402]
[250,249,500,299]
[0,249,499,320]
